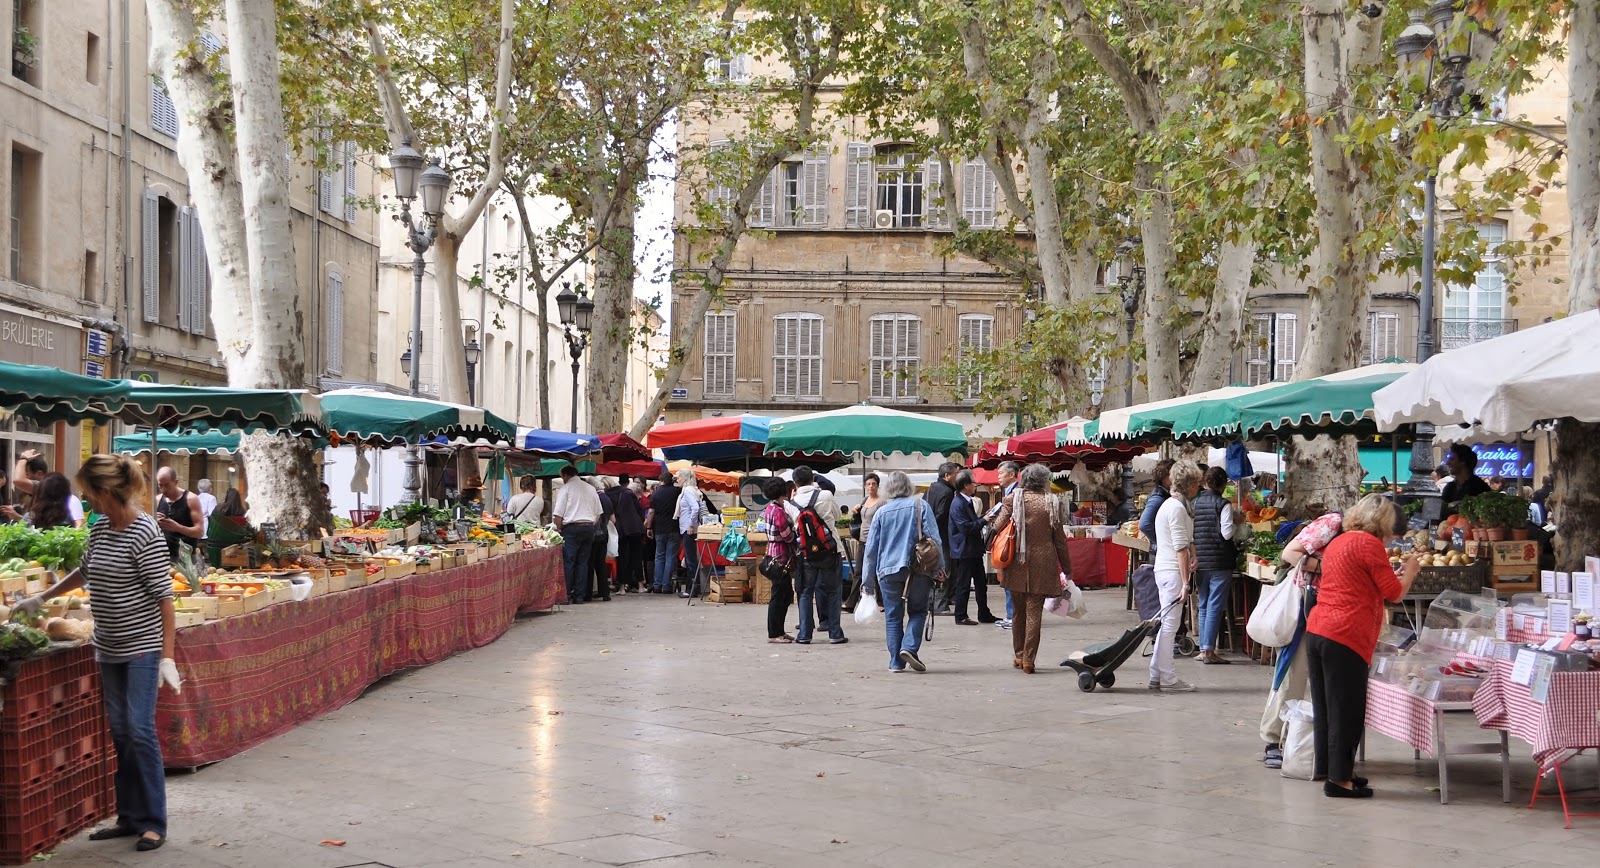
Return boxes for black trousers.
[1305,632,1369,783]
[935,548,955,609]
[590,532,611,598]
[766,574,794,639]
[617,533,644,590]
[952,555,992,621]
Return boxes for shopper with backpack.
[784,465,847,645]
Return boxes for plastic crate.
[0,700,110,795]
[1407,560,1489,598]
[1,649,99,727]
[0,755,113,864]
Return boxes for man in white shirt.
[553,466,603,604]
[784,466,846,645]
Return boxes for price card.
[1531,654,1557,704]
[1588,556,1600,580]
[1511,648,1538,686]
[1576,572,1596,611]
[1495,606,1508,640]
[1542,570,1557,594]
[1549,600,1573,635]
[1558,572,1572,596]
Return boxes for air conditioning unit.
[873,209,895,229]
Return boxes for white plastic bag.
[1246,576,1302,648]
[1279,699,1316,780]
[1044,579,1088,619]
[853,593,879,625]
[606,524,619,559]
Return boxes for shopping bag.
[1246,575,1303,648]
[1279,699,1316,780]
[606,525,620,559]
[1044,578,1088,619]
[853,593,879,625]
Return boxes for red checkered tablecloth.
[1367,678,1442,754]
[1473,659,1600,764]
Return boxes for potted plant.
[1457,494,1488,541]
[1487,491,1531,541]
[13,25,35,69]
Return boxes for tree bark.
[587,191,637,435]
[1188,229,1257,393]
[1552,418,1600,571]
[1571,3,1600,314]
[1281,434,1365,518]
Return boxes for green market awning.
[320,389,515,446]
[766,404,969,457]
[1064,384,1264,446]
[114,430,241,455]
[1359,446,1407,485]
[0,359,133,424]
[1237,364,1416,440]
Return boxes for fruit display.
[1390,547,1475,568]
[467,525,501,544]
[520,526,563,547]
[0,557,43,580]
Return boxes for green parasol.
[765,404,969,457]
[320,389,515,446]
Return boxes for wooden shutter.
[773,317,796,397]
[731,53,749,83]
[924,158,947,228]
[190,211,208,335]
[327,273,345,374]
[750,167,778,228]
[141,190,160,323]
[177,207,193,333]
[868,316,887,397]
[801,149,828,226]
[318,133,336,214]
[344,142,358,222]
[1273,314,1298,381]
[844,143,871,228]
[1375,313,1399,362]
[704,313,735,396]
[151,79,178,137]
[963,159,995,227]
[707,139,732,212]
[799,315,821,398]
[900,316,921,398]
[1246,313,1271,386]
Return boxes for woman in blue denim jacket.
[861,471,945,673]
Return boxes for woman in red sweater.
[1304,494,1419,798]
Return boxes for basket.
[1407,560,1490,598]
[720,507,748,522]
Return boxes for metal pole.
[1403,173,1439,496]
[1121,303,1136,509]
[570,351,581,433]
[402,232,426,505]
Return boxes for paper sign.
[1558,572,1572,596]
[1542,570,1557,594]
[1495,606,1508,640]
[1587,556,1600,580]
[1550,600,1574,635]
[1531,654,1557,704]
[1575,573,1596,612]
[1540,636,1565,652]
[1511,649,1538,686]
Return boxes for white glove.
[12,596,42,616]
[159,658,182,694]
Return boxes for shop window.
[869,313,921,401]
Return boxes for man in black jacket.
[927,462,961,614]
[608,475,647,593]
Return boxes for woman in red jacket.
[1304,494,1418,798]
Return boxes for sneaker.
[899,649,926,672]
[829,637,849,645]
[1148,680,1162,691]
[888,666,907,673]
[616,588,627,596]
[997,619,1012,630]
[1159,679,1198,693]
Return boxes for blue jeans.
[796,554,843,642]
[1005,589,1015,620]
[881,569,932,668]
[1197,569,1232,651]
[563,523,596,601]
[101,652,166,836]
[652,531,681,592]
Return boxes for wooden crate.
[1472,540,1541,568]
[173,610,206,629]
[214,595,245,618]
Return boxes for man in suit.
[926,462,961,614]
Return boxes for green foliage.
[29,528,89,571]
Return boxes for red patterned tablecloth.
[156,546,562,767]
[1473,659,1600,764]
[1069,538,1125,589]
[1366,678,1443,754]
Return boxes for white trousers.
[1149,569,1184,686]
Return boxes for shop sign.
[83,360,106,378]
[0,310,79,370]
[129,370,160,383]
[85,329,111,358]
[670,388,688,399]
[1472,443,1533,480]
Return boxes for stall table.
[1362,678,1509,804]
[157,546,563,767]
[1473,660,1600,827]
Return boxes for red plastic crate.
[0,702,110,794]
[0,755,113,864]
[1,648,99,726]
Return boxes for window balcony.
[1437,318,1517,351]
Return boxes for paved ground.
[43,587,1600,867]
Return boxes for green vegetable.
[1247,535,1285,562]
[0,620,50,661]
[29,527,88,570]
[372,517,407,530]
[0,523,43,561]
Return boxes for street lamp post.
[1394,4,1473,501]
[555,282,594,432]
[461,320,482,406]
[1118,264,1144,509]
[389,136,452,504]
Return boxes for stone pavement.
[43,587,1600,867]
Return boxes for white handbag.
[1246,570,1303,648]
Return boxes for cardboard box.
[1473,540,1541,567]
[220,545,252,568]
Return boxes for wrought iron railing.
[1437,318,1517,351]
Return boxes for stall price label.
[1575,573,1596,612]
[1511,649,1538,686]
[1557,572,1572,596]
[1542,571,1557,594]
[1494,607,1508,641]
[1549,600,1573,636]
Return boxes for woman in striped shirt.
[24,454,180,851]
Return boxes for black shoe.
[1323,781,1373,799]
[136,834,166,851]
[795,639,811,645]
[600,596,611,602]
[829,637,849,644]
[955,618,978,626]
[88,825,138,841]
[899,649,926,672]
[977,615,999,624]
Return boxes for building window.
[326,272,345,375]
[1362,312,1401,365]
[9,146,39,285]
[141,191,207,331]
[961,159,997,228]
[343,143,358,223]
[706,139,734,215]
[957,314,993,400]
[869,313,921,401]
[1441,221,1510,351]
[751,149,829,228]
[1245,312,1298,386]
[176,207,208,334]
[12,0,37,84]
[151,77,179,137]
[873,146,923,228]
[703,312,736,398]
[773,313,823,399]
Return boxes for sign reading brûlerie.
[0,307,81,370]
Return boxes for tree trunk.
[1188,230,1257,392]
[1571,4,1600,314]
[1282,435,1365,518]
[1552,418,1600,571]
[588,198,637,434]
[429,232,470,404]
[1137,163,1181,402]
[1021,0,1070,308]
